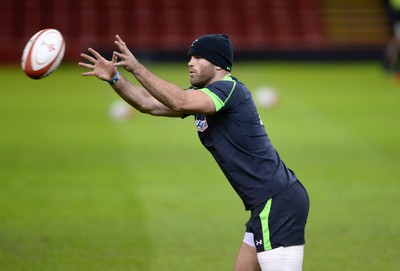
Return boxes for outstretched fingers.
[112,35,138,72]
[79,54,94,67]
[78,54,94,76]
[79,48,102,64]
[114,35,131,58]
[112,51,121,63]
[81,52,95,63]
[81,70,96,76]
[78,48,99,67]
[78,53,94,76]
[78,62,93,70]
[87,47,103,59]
[79,47,117,81]
[114,35,125,50]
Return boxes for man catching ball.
[79,34,310,271]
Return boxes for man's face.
[188,56,216,88]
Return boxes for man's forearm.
[131,63,187,112]
[111,74,182,117]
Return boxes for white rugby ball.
[21,28,65,79]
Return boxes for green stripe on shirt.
[199,75,236,112]
[199,88,225,111]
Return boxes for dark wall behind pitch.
[1,0,390,64]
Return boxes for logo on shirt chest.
[195,115,208,132]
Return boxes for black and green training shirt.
[193,74,298,211]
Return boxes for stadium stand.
[0,0,390,63]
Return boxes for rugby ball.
[21,28,65,79]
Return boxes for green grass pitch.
[0,61,399,270]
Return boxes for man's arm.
[113,35,216,115]
[110,73,184,117]
[79,48,182,117]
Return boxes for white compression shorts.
[243,232,256,247]
[242,232,304,271]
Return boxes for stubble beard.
[190,69,213,88]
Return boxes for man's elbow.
[168,99,189,113]
[137,102,180,117]
[136,104,154,115]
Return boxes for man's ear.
[215,66,223,71]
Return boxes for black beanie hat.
[188,34,234,72]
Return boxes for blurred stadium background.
[1,1,400,271]
[0,0,392,62]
